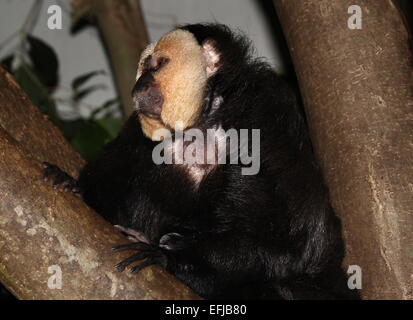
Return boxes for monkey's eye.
[145,57,169,73]
[149,57,170,72]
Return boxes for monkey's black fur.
[71,24,352,299]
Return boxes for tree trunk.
[0,67,199,300]
[71,0,150,117]
[274,0,413,299]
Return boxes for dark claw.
[115,250,155,272]
[115,248,167,272]
[130,259,156,273]
[113,241,169,273]
[111,227,183,274]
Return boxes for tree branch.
[274,0,413,299]
[70,0,150,117]
[0,66,199,300]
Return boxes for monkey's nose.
[132,73,163,119]
[132,72,155,97]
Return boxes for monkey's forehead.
[140,29,202,61]
[136,29,205,80]
[155,29,201,55]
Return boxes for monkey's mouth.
[140,110,161,120]
[134,93,163,120]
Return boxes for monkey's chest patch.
[156,125,228,187]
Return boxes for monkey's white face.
[133,29,221,140]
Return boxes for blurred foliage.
[0,4,123,161]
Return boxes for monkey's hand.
[42,162,81,195]
[112,227,187,273]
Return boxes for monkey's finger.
[115,251,153,272]
[130,259,156,274]
[111,242,151,252]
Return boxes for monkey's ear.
[202,39,221,77]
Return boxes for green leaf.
[15,64,44,110]
[27,35,59,89]
[70,120,112,161]
[95,116,122,139]
[72,70,105,91]
[59,119,87,140]
[14,63,58,123]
